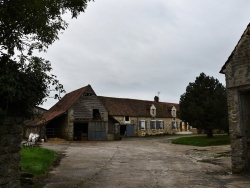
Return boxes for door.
[126,124,134,137]
[88,121,107,140]
[74,123,88,140]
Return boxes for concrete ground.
[41,136,250,188]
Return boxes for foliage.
[0,0,92,56]
[179,73,229,137]
[0,54,65,117]
[0,0,92,117]
[172,135,230,147]
[20,147,58,175]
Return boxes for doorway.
[74,123,88,140]
[120,124,134,137]
[240,91,250,171]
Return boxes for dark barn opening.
[120,125,126,136]
[46,115,67,138]
[240,90,250,170]
[74,123,88,140]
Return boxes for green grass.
[20,147,58,175]
[172,135,230,147]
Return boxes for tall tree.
[0,1,92,186]
[179,73,228,138]
[0,0,92,117]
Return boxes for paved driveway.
[42,136,250,188]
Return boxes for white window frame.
[139,120,146,130]
[171,106,176,117]
[150,104,156,117]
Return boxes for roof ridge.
[98,96,179,105]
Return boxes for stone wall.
[0,117,22,187]
[112,116,180,136]
[223,25,250,173]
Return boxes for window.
[83,93,93,96]
[150,104,156,117]
[171,106,176,117]
[93,109,101,120]
[150,120,156,129]
[139,120,146,130]
[124,116,130,122]
[156,120,164,129]
[172,121,177,129]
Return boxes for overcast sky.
[40,0,250,109]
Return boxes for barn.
[25,85,188,141]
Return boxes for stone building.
[23,106,47,138]
[220,23,250,173]
[26,85,187,141]
[99,95,183,137]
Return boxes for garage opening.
[240,91,250,171]
[74,123,88,140]
[45,115,67,138]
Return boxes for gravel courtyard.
[41,136,250,188]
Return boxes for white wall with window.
[124,116,130,123]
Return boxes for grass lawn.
[20,147,58,175]
[172,135,230,147]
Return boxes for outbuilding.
[220,23,250,173]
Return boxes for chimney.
[154,96,159,102]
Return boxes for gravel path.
[40,136,250,188]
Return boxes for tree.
[0,54,65,118]
[179,73,229,138]
[0,2,92,185]
[0,0,92,117]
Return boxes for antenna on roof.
[157,91,160,97]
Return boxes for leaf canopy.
[0,0,92,117]
[179,73,228,133]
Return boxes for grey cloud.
[40,0,250,109]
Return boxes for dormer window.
[150,104,156,117]
[171,106,176,117]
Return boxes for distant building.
[25,85,188,141]
[23,106,47,138]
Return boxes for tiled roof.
[26,85,179,126]
[27,85,90,126]
[98,96,179,118]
